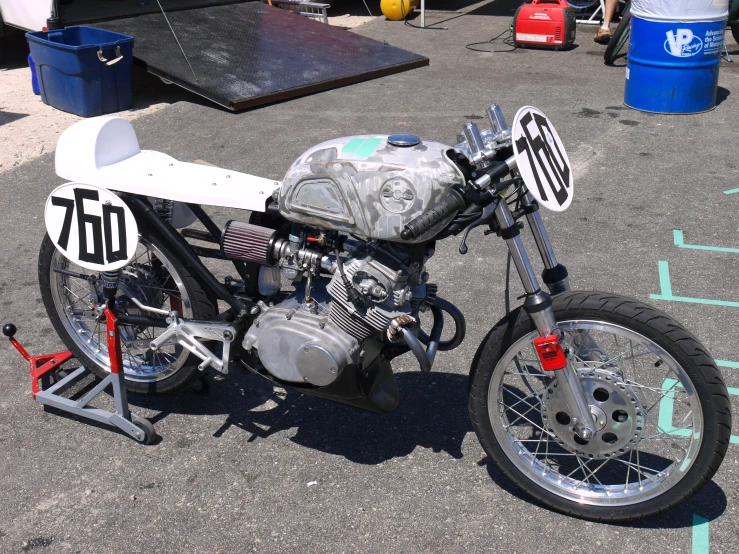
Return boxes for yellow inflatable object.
[380,0,420,21]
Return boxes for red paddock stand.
[4,308,156,444]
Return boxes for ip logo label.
[664,28,703,57]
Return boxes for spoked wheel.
[38,228,216,394]
[469,292,731,521]
[604,2,631,64]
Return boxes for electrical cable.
[465,17,517,53]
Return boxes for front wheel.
[469,291,731,521]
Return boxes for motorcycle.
[38,104,731,521]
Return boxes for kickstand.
[4,309,157,444]
[724,41,732,62]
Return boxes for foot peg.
[149,315,237,374]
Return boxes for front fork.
[494,195,596,440]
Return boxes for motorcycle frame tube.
[186,203,248,280]
[123,195,250,316]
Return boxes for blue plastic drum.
[624,16,726,113]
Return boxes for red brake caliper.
[533,334,567,371]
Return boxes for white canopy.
[631,0,729,22]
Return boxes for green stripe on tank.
[342,138,366,155]
[355,137,383,158]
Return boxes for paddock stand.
[3,308,157,444]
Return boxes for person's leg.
[602,0,618,28]
[594,0,619,43]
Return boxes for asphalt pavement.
[1,2,738,553]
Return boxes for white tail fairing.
[55,117,281,212]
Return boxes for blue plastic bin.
[26,26,134,117]
[28,54,40,95]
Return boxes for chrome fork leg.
[521,193,608,367]
[522,192,570,295]
[495,200,596,440]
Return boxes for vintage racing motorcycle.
[39,105,731,521]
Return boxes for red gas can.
[513,0,576,50]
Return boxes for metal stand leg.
[3,311,157,444]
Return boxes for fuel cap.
[387,134,421,147]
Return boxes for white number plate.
[45,183,139,271]
[512,106,573,212]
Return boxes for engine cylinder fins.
[328,302,374,343]
[220,221,278,265]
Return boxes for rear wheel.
[604,2,631,64]
[38,227,217,395]
[731,23,739,46]
[469,291,731,521]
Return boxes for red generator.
[513,0,576,50]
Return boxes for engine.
[230,223,435,387]
[220,132,464,388]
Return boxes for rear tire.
[469,291,731,521]
[38,226,217,395]
[731,23,739,46]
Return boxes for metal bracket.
[149,316,236,374]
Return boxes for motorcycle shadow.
[133,368,473,465]
[129,369,729,525]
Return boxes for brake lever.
[458,197,500,254]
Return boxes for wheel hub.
[541,368,645,459]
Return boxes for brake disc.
[541,368,645,459]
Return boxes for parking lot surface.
[1,2,738,553]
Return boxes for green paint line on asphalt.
[651,261,739,308]
[673,230,739,254]
[723,187,739,195]
[658,378,689,436]
[692,514,709,554]
[659,378,739,445]
[341,137,366,155]
[651,293,739,308]
[657,260,672,297]
[716,360,739,369]
[355,137,383,158]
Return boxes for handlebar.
[400,156,517,240]
[400,188,466,240]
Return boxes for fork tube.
[495,201,539,295]
[494,201,557,336]
[497,199,595,440]
[522,192,570,294]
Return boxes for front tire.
[469,291,731,521]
